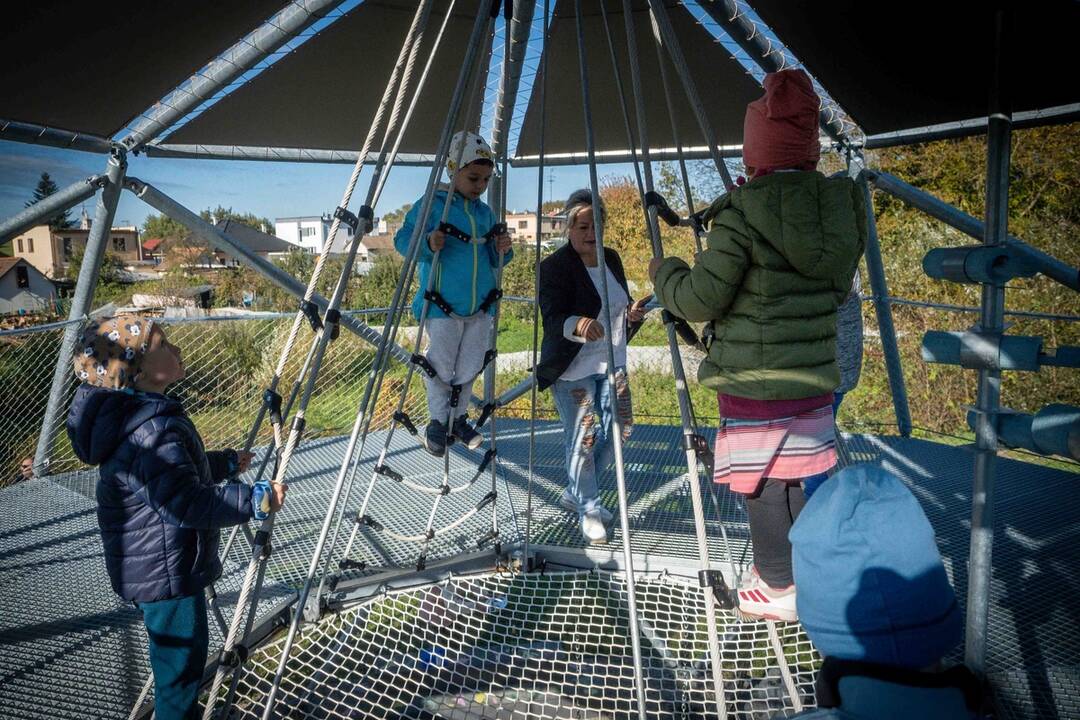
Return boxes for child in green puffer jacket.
[650,69,866,622]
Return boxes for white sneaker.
[580,509,609,544]
[560,489,613,525]
[736,567,798,622]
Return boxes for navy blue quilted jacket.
[66,384,254,603]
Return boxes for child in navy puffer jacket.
[394,131,512,457]
[66,314,287,720]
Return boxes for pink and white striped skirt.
[712,405,837,495]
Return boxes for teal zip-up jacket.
[393,188,514,320]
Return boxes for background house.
[275,214,355,255]
[169,219,295,268]
[358,234,397,262]
[505,211,566,246]
[0,258,56,315]
[7,224,143,279]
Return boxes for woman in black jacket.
[537,189,646,543]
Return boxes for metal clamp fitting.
[333,206,359,233]
[299,300,322,331]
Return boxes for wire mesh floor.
[2,421,1077,718]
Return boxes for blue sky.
[0,139,605,228]
[0,1,784,231]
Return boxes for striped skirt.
[712,405,837,495]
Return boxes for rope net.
[214,570,819,719]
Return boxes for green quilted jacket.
[654,171,866,400]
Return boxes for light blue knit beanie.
[790,464,963,669]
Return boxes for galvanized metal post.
[0,175,103,242]
[124,177,411,364]
[575,1,649,715]
[646,0,732,185]
[854,169,912,436]
[966,7,1012,676]
[864,169,1079,292]
[33,146,126,475]
[118,0,343,151]
[487,0,535,216]
[694,0,849,144]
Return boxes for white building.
[505,211,566,247]
[275,214,355,255]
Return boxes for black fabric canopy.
[165,0,487,154]
[0,1,282,138]
[3,1,1078,158]
[513,0,761,163]
[747,0,1080,136]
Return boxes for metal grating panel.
[3,424,1078,718]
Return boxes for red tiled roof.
[143,237,165,252]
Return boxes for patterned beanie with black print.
[73,314,155,389]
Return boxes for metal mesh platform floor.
[2,420,1078,719]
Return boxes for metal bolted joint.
[697,570,736,610]
[333,206,359,233]
[299,300,323,332]
[221,645,249,669]
[394,411,419,436]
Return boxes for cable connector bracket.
[698,569,735,610]
[333,206,359,232]
[299,300,322,331]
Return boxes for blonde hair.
[562,188,606,235]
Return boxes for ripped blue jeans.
[551,369,633,512]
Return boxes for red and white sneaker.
[736,567,798,622]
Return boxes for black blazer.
[537,243,641,390]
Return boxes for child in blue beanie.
[65,315,288,719]
[786,465,980,719]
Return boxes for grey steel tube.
[487,0,536,214]
[866,169,1079,292]
[0,175,103,242]
[575,1,649,715]
[856,175,912,436]
[695,0,848,144]
[124,177,410,364]
[33,148,126,476]
[119,0,343,151]
[257,3,499,717]
[622,0,730,712]
[646,0,733,188]
[966,7,1011,677]
[0,118,114,155]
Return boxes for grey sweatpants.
[423,313,493,424]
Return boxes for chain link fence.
[0,312,430,486]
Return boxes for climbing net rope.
[221,570,820,719]
[126,1,858,718]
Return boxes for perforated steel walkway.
[1,422,1077,719]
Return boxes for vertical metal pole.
[523,0,549,570]
[855,173,912,437]
[33,147,126,475]
[618,0,727,713]
[645,0,732,188]
[574,1,648,716]
[258,5,498,717]
[966,6,1011,676]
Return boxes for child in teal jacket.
[393,131,512,456]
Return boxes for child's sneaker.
[580,508,608,544]
[451,415,483,450]
[736,567,798,622]
[423,420,447,457]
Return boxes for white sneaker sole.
[560,493,614,525]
